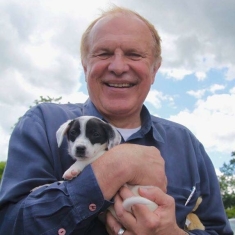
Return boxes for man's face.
[83,14,160,127]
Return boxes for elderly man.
[0,6,232,235]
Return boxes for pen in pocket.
[185,186,196,206]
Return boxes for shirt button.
[89,203,97,211]
[58,228,66,235]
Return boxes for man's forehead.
[88,13,153,48]
[91,13,150,36]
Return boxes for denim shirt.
[0,99,232,235]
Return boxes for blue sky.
[0,0,235,173]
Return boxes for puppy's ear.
[102,123,122,149]
[56,120,73,147]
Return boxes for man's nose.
[108,54,129,76]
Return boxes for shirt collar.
[82,99,164,144]
[131,105,165,144]
[82,99,103,119]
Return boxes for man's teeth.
[108,83,133,88]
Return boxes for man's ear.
[82,60,88,82]
[82,59,87,72]
[151,58,161,84]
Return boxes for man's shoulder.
[151,115,192,133]
[34,102,83,115]
[38,102,81,110]
[150,115,199,146]
[22,102,84,126]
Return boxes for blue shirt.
[0,99,232,235]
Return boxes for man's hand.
[106,186,186,235]
[92,144,167,200]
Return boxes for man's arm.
[0,107,111,234]
[0,165,110,235]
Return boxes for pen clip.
[185,186,196,206]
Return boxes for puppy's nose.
[76,145,86,157]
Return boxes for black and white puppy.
[57,116,158,213]
[56,116,121,180]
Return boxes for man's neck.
[104,114,141,129]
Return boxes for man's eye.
[127,53,142,60]
[96,53,112,59]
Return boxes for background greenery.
[219,152,235,218]
[0,162,5,182]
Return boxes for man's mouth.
[106,83,135,88]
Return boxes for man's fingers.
[105,211,124,235]
[138,186,174,208]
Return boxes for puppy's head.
[56,116,121,160]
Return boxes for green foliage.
[0,161,6,182]
[226,206,235,218]
[30,96,62,108]
[219,152,235,218]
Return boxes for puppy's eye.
[92,131,100,137]
[69,130,77,136]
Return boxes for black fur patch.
[85,118,111,145]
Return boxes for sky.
[0,0,235,173]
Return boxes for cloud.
[225,65,235,81]
[146,89,175,109]
[187,89,207,99]
[187,84,226,99]
[119,0,235,81]
[230,86,235,94]
[209,84,225,93]
[169,93,235,154]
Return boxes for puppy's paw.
[63,169,80,180]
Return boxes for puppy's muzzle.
[76,145,86,158]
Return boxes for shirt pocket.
[167,184,201,228]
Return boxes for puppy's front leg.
[63,161,82,180]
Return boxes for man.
[0,6,232,235]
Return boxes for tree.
[0,161,6,182]
[219,152,235,218]
[29,96,62,107]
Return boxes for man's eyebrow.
[92,46,112,52]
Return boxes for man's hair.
[80,5,161,63]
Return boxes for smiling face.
[82,13,161,127]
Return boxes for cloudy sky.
[1,0,235,172]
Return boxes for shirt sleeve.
[0,105,112,235]
[189,143,233,235]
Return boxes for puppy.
[57,116,121,179]
[57,116,158,215]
